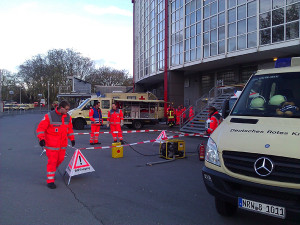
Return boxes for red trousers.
[110,124,123,141]
[176,115,180,125]
[90,125,100,143]
[46,149,66,183]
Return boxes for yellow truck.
[202,57,300,221]
[68,92,165,130]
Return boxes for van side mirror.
[222,99,230,119]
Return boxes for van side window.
[83,100,95,110]
[127,96,136,99]
[102,100,110,109]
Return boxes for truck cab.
[202,57,300,221]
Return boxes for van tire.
[73,118,86,130]
[215,198,237,217]
[132,120,143,130]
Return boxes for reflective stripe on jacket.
[36,107,75,149]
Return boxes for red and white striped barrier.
[77,133,207,150]
[74,129,163,135]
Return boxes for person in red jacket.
[175,106,181,125]
[89,101,103,145]
[189,106,194,121]
[205,106,223,135]
[166,105,175,127]
[107,103,124,144]
[36,101,75,189]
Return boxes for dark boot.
[90,143,94,145]
[47,182,56,189]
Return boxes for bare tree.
[0,69,25,102]
[3,48,131,104]
[85,66,133,87]
[18,48,95,103]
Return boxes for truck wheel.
[132,120,143,130]
[73,118,85,130]
[215,198,237,217]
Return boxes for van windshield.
[77,98,90,108]
[231,72,300,118]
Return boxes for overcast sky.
[0,0,133,75]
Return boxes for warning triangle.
[66,150,95,179]
[74,151,90,169]
[155,130,168,143]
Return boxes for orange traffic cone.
[198,142,205,161]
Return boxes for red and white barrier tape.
[74,129,163,135]
[77,133,207,150]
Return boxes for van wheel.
[73,118,85,130]
[132,120,143,130]
[215,198,237,217]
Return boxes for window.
[228,0,258,51]
[286,21,299,40]
[232,73,300,118]
[258,1,300,45]
[185,0,200,62]
[272,25,284,42]
[127,96,137,99]
[260,29,271,44]
[203,0,226,58]
[101,100,110,109]
[83,100,96,110]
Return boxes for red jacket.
[36,108,75,150]
[107,109,124,125]
[189,107,194,117]
[207,111,222,134]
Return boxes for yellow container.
[112,142,123,158]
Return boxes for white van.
[202,57,300,221]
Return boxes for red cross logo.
[139,96,145,100]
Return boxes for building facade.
[132,0,300,108]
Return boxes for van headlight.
[205,138,220,166]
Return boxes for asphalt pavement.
[0,113,299,225]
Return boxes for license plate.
[238,197,285,219]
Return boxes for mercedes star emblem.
[254,157,274,177]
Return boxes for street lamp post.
[38,93,42,112]
[19,86,22,104]
[47,81,50,112]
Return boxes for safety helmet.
[269,95,286,106]
[250,96,265,110]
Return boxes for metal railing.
[1,107,50,117]
[179,84,233,128]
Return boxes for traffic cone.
[198,142,205,161]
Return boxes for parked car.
[19,104,30,110]
[11,104,20,110]
[4,104,13,111]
